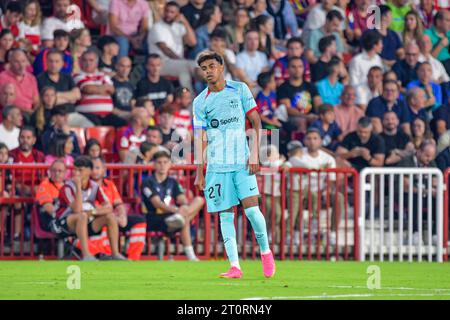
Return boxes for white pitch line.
[242,293,450,300]
[329,285,450,291]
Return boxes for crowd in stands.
[0,0,449,258]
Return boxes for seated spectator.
[236,29,270,89]
[97,36,119,77]
[436,144,450,173]
[302,0,344,42]
[371,5,404,68]
[316,57,344,106]
[40,105,81,156]
[35,159,66,233]
[147,1,197,92]
[347,0,371,43]
[417,0,436,29]
[112,56,134,120]
[418,34,450,83]
[136,141,158,165]
[355,66,383,111]
[310,35,343,83]
[407,61,442,111]
[310,104,342,151]
[256,71,282,130]
[135,97,156,126]
[273,37,310,85]
[349,30,384,104]
[392,42,421,91]
[207,27,240,82]
[107,0,149,58]
[277,57,321,132]
[411,116,433,150]
[396,140,438,245]
[0,105,22,151]
[284,128,343,245]
[0,49,39,118]
[0,83,16,114]
[36,49,88,127]
[424,10,450,63]
[366,80,411,135]
[84,138,102,159]
[406,87,429,122]
[33,29,73,76]
[53,156,127,261]
[305,10,344,64]
[40,0,84,48]
[336,116,385,171]
[254,14,281,59]
[225,7,250,53]
[146,126,170,153]
[380,111,414,166]
[402,9,424,45]
[387,0,412,33]
[134,54,174,111]
[31,86,57,148]
[17,0,42,55]
[172,87,193,140]
[266,0,299,40]
[181,0,206,29]
[0,29,14,73]
[0,1,21,38]
[334,86,364,137]
[74,50,127,127]
[45,133,74,179]
[189,4,222,59]
[91,157,147,260]
[141,151,205,261]
[158,106,182,151]
[432,101,450,138]
[70,28,92,75]
[116,112,147,163]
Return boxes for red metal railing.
[0,164,359,261]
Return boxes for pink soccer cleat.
[219,267,243,279]
[261,252,276,278]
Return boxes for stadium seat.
[71,127,87,153]
[31,205,55,240]
[85,126,116,156]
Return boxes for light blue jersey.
[193,80,257,173]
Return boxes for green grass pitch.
[1,260,450,300]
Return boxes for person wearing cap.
[283,128,343,246]
[40,105,81,156]
[97,36,119,77]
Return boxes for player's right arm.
[193,96,208,191]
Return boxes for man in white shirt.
[147,1,198,92]
[236,30,270,89]
[349,30,384,104]
[0,105,22,151]
[284,128,343,245]
[41,0,84,48]
[418,34,450,83]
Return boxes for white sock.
[230,260,241,269]
[184,246,196,259]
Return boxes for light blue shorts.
[204,168,259,213]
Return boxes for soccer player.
[193,50,276,279]
[54,156,127,261]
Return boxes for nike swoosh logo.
[206,109,213,115]
[250,187,257,191]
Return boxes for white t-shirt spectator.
[18,22,41,51]
[73,71,114,115]
[41,15,84,40]
[285,148,336,192]
[236,50,269,82]
[0,123,20,151]
[148,21,186,59]
[303,4,345,31]
[418,54,450,83]
[349,51,384,103]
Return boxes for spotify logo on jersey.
[211,119,219,128]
